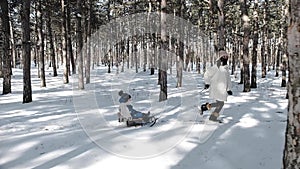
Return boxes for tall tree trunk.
[38,0,46,87]
[66,0,75,75]
[85,0,92,84]
[77,0,84,90]
[61,0,69,84]
[261,1,268,78]
[275,44,280,77]
[241,0,250,92]
[283,0,300,167]
[281,52,287,87]
[9,11,16,69]
[0,0,12,94]
[34,2,40,74]
[134,38,138,73]
[126,39,130,70]
[143,35,147,72]
[176,0,184,87]
[231,33,237,75]
[150,35,155,75]
[251,0,258,89]
[46,5,58,77]
[21,0,32,103]
[281,3,288,88]
[159,0,167,101]
[217,0,225,50]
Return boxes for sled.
[118,112,158,127]
[118,103,158,127]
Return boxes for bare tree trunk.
[241,0,250,92]
[77,0,84,90]
[134,38,138,73]
[21,0,32,103]
[176,0,184,87]
[283,0,300,167]
[281,53,287,87]
[261,1,268,78]
[46,5,57,77]
[159,0,167,101]
[0,0,12,94]
[66,0,75,75]
[217,0,225,50]
[251,0,258,89]
[85,0,92,84]
[281,3,288,88]
[275,44,280,77]
[9,11,16,69]
[231,32,237,75]
[143,35,147,72]
[38,0,46,87]
[150,36,155,75]
[61,0,69,84]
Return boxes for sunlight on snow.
[237,115,260,128]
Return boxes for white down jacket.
[204,65,232,101]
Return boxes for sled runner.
[118,112,158,127]
[118,103,158,127]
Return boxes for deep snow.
[0,65,288,169]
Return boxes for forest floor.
[0,65,288,169]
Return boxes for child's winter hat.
[121,94,131,102]
[118,90,124,96]
[118,90,131,103]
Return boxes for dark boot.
[199,102,211,115]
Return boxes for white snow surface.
[0,65,288,169]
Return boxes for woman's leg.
[210,100,224,114]
[209,100,224,121]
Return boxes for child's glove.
[227,90,233,95]
[204,84,210,89]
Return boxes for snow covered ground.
[0,65,288,169]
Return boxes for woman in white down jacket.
[200,50,233,122]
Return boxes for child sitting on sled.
[118,90,150,122]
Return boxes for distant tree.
[0,0,12,94]
[77,0,84,90]
[21,0,32,103]
[217,0,225,50]
[176,0,184,88]
[250,0,259,89]
[240,0,251,92]
[66,0,75,75]
[37,0,46,87]
[85,0,92,84]
[280,1,288,88]
[159,0,167,101]
[282,0,300,168]
[61,0,69,84]
[46,1,58,77]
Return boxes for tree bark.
[240,0,250,92]
[46,4,58,77]
[66,0,75,75]
[281,3,288,88]
[61,0,69,84]
[77,0,84,90]
[159,0,167,101]
[217,0,225,50]
[176,0,184,87]
[283,0,300,167]
[251,0,258,89]
[37,0,46,87]
[21,0,32,103]
[85,0,92,84]
[0,0,12,94]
